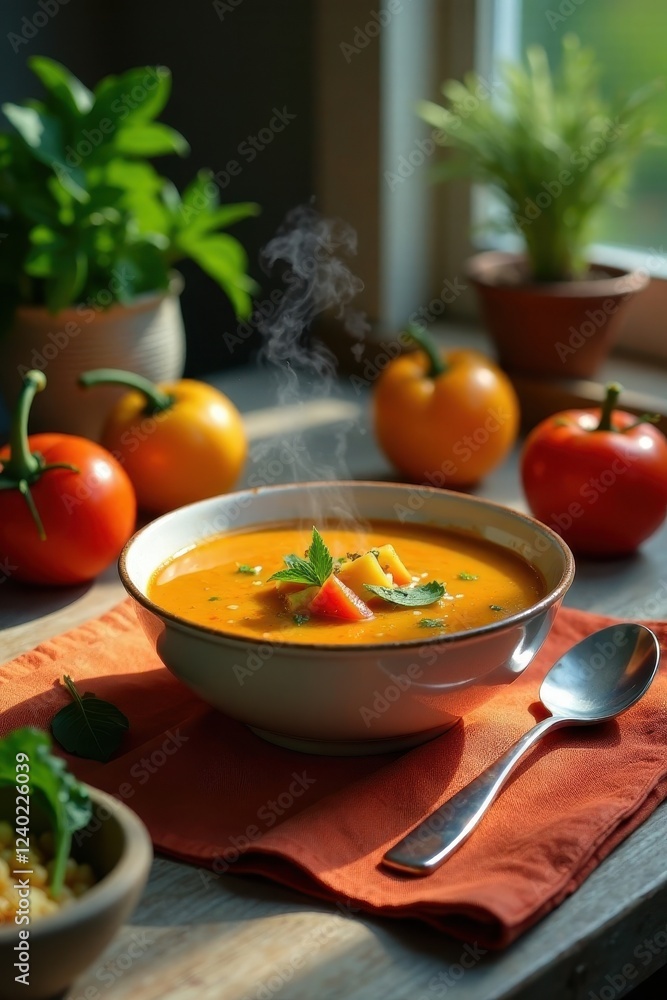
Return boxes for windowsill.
[432,319,667,431]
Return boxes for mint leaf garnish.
[364,581,445,607]
[268,527,334,586]
[308,527,333,584]
[270,557,320,586]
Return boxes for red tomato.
[521,385,667,557]
[0,372,136,585]
[309,575,374,621]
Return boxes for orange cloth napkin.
[1,600,666,948]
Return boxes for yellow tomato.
[372,327,519,486]
[80,369,246,514]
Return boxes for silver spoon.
[383,622,660,876]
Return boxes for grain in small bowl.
[0,739,152,1000]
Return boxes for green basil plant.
[0,56,259,330]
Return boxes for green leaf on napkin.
[51,675,129,763]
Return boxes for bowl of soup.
[119,482,574,755]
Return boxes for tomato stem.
[0,370,80,540]
[79,368,174,416]
[18,480,46,542]
[1,370,45,481]
[403,323,448,378]
[621,413,660,432]
[595,382,623,432]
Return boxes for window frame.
[314,0,667,361]
[461,0,667,359]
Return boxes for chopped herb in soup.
[148,521,544,645]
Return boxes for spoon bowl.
[384,622,661,875]
[540,623,660,723]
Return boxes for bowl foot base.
[247,720,460,756]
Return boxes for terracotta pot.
[466,251,650,379]
[0,275,185,440]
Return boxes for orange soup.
[148,520,544,645]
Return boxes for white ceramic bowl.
[0,786,152,1000]
[120,482,574,755]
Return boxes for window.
[467,0,667,359]
[476,0,667,261]
[315,1,667,358]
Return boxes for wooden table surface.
[2,362,667,1000]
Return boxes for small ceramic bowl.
[120,482,574,755]
[0,786,152,1000]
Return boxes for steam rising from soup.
[248,205,371,531]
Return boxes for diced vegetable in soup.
[148,521,545,645]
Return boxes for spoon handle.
[383,716,566,875]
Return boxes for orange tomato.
[80,369,246,515]
[373,325,520,486]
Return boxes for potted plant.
[0,57,259,438]
[418,35,658,379]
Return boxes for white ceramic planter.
[0,277,186,440]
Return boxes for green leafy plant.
[0,56,259,327]
[0,727,92,897]
[418,35,662,281]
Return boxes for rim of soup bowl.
[119,481,575,653]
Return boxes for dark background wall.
[0,0,315,375]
